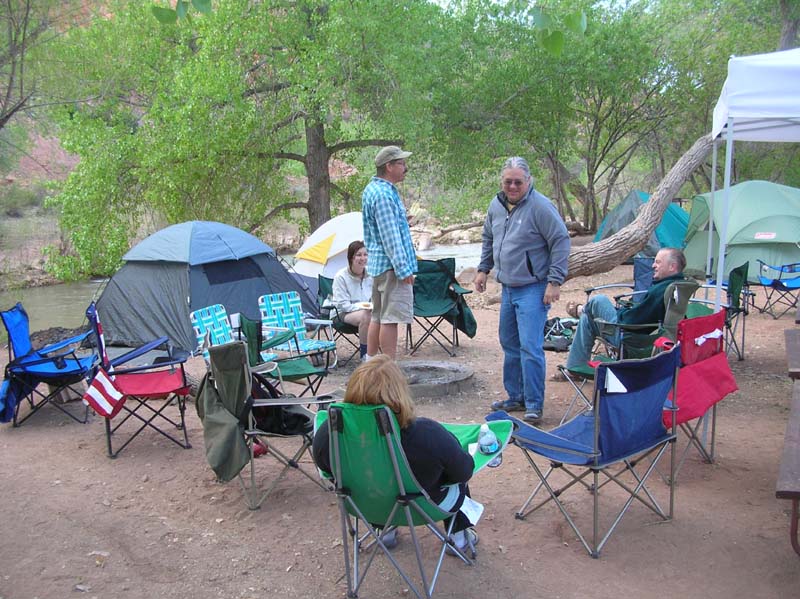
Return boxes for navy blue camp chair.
[487,347,680,558]
[1,303,98,426]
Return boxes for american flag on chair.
[83,368,125,419]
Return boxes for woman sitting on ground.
[332,240,373,360]
[312,355,480,554]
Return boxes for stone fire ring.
[397,360,474,399]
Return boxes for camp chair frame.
[86,302,192,458]
[1,302,97,427]
[757,260,800,320]
[489,348,680,558]
[327,403,474,599]
[318,275,361,366]
[406,258,474,358]
[202,341,333,510]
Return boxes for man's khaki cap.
[375,145,412,167]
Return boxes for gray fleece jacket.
[477,187,570,287]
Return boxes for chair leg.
[105,393,191,458]
[12,380,89,427]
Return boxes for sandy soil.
[1,264,798,599]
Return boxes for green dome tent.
[594,190,689,258]
[683,180,800,282]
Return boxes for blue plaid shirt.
[362,176,417,279]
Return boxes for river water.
[0,243,484,334]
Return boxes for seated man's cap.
[375,145,412,167]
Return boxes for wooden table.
[777,329,800,557]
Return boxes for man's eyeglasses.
[502,179,526,188]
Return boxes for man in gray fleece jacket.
[474,157,570,423]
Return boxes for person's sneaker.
[379,527,398,550]
[523,409,543,424]
[445,528,479,557]
[490,399,525,412]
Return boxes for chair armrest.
[252,393,336,408]
[451,283,472,296]
[260,328,297,350]
[595,319,659,334]
[305,318,333,327]
[109,336,170,368]
[584,283,634,298]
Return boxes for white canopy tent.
[708,48,800,309]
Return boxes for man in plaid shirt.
[362,145,418,360]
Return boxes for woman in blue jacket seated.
[312,354,479,555]
[332,240,373,360]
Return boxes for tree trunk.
[566,134,713,280]
[305,120,332,232]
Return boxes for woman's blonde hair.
[344,355,416,428]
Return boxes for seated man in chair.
[564,247,688,371]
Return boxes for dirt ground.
[1,264,798,599]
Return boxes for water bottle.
[478,423,502,468]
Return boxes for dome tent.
[594,190,689,258]
[683,180,800,282]
[96,221,316,353]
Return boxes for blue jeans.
[565,295,619,369]
[498,282,549,412]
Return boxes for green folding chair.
[322,403,511,599]
[196,341,333,510]
[406,258,476,357]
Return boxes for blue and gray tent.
[97,221,316,353]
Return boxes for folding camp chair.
[488,347,680,558]
[84,302,192,458]
[757,260,800,320]
[689,262,751,360]
[258,291,338,368]
[406,258,476,357]
[318,275,361,366]
[323,402,511,598]
[659,310,738,481]
[557,280,698,424]
[190,304,326,397]
[196,341,333,510]
[1,302,97,426]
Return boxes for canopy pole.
[706,141,718,283]
[713,118,735,312]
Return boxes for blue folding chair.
[488,347,680,558]
[1,303,98,426]
[757,260,800,319]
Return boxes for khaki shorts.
[371,270,414,324]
